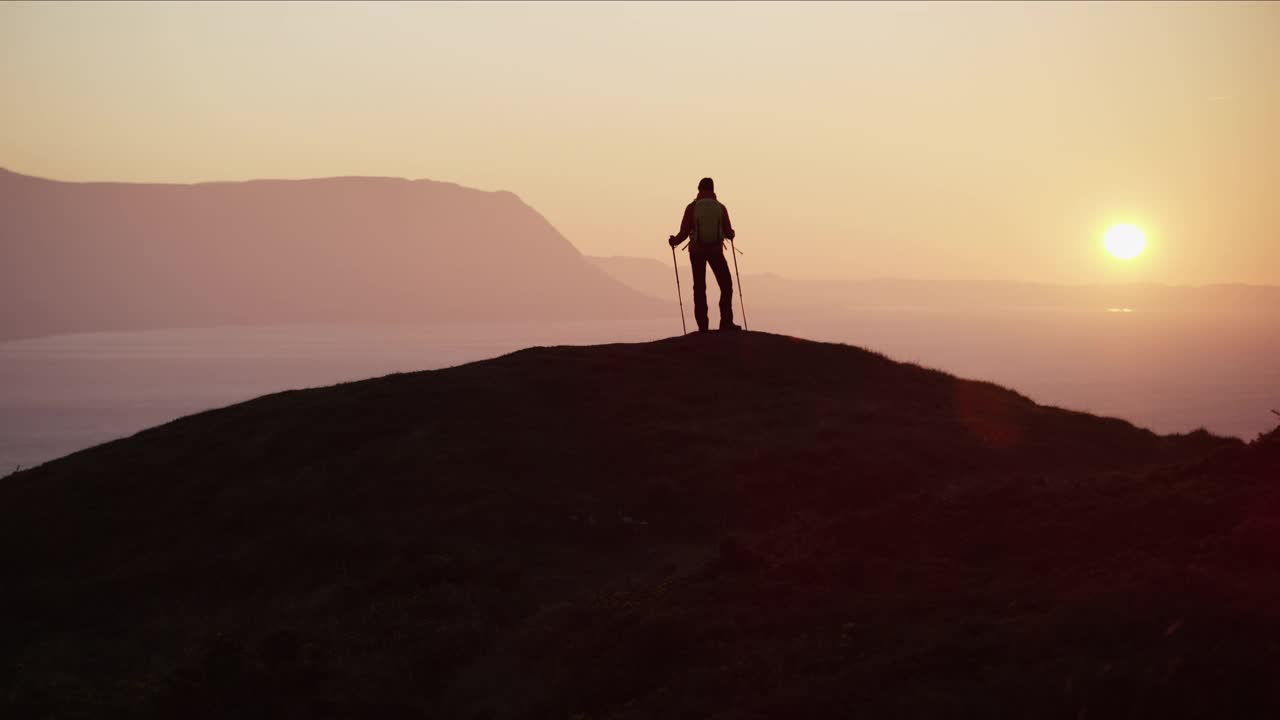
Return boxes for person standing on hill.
[669,177,741,332]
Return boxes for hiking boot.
[719,322,742,332]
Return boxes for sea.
[3,309,1277,473]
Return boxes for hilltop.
[3,332,1278,718]
[0,169,660,341]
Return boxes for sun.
[1104,223,1146,260]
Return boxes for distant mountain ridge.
[588,254,1280,312]
[0,168,661,340]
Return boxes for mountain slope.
[0,169,661,340]
[4,332,1277,718]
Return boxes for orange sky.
[3,1,1277,284]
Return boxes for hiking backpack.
[691,198,725,247]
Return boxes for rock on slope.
[4,332,1278,719]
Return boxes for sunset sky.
[3,1,1277,284]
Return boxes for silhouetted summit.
[4,332,1278,718]
[0,168,660,340]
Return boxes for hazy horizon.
[5,165,1278,293]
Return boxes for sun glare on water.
[1104,224,1146,260]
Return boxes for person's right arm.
[669,202,695,246]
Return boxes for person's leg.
[708,251,735,328]
[690,252,710,331]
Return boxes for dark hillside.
[2,332,1276,718]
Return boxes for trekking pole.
[670,240,687,335]
[729,238,748,331]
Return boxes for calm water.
[0,320,672,473]
[2,311,1277,473]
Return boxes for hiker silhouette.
[669,177,740,332]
